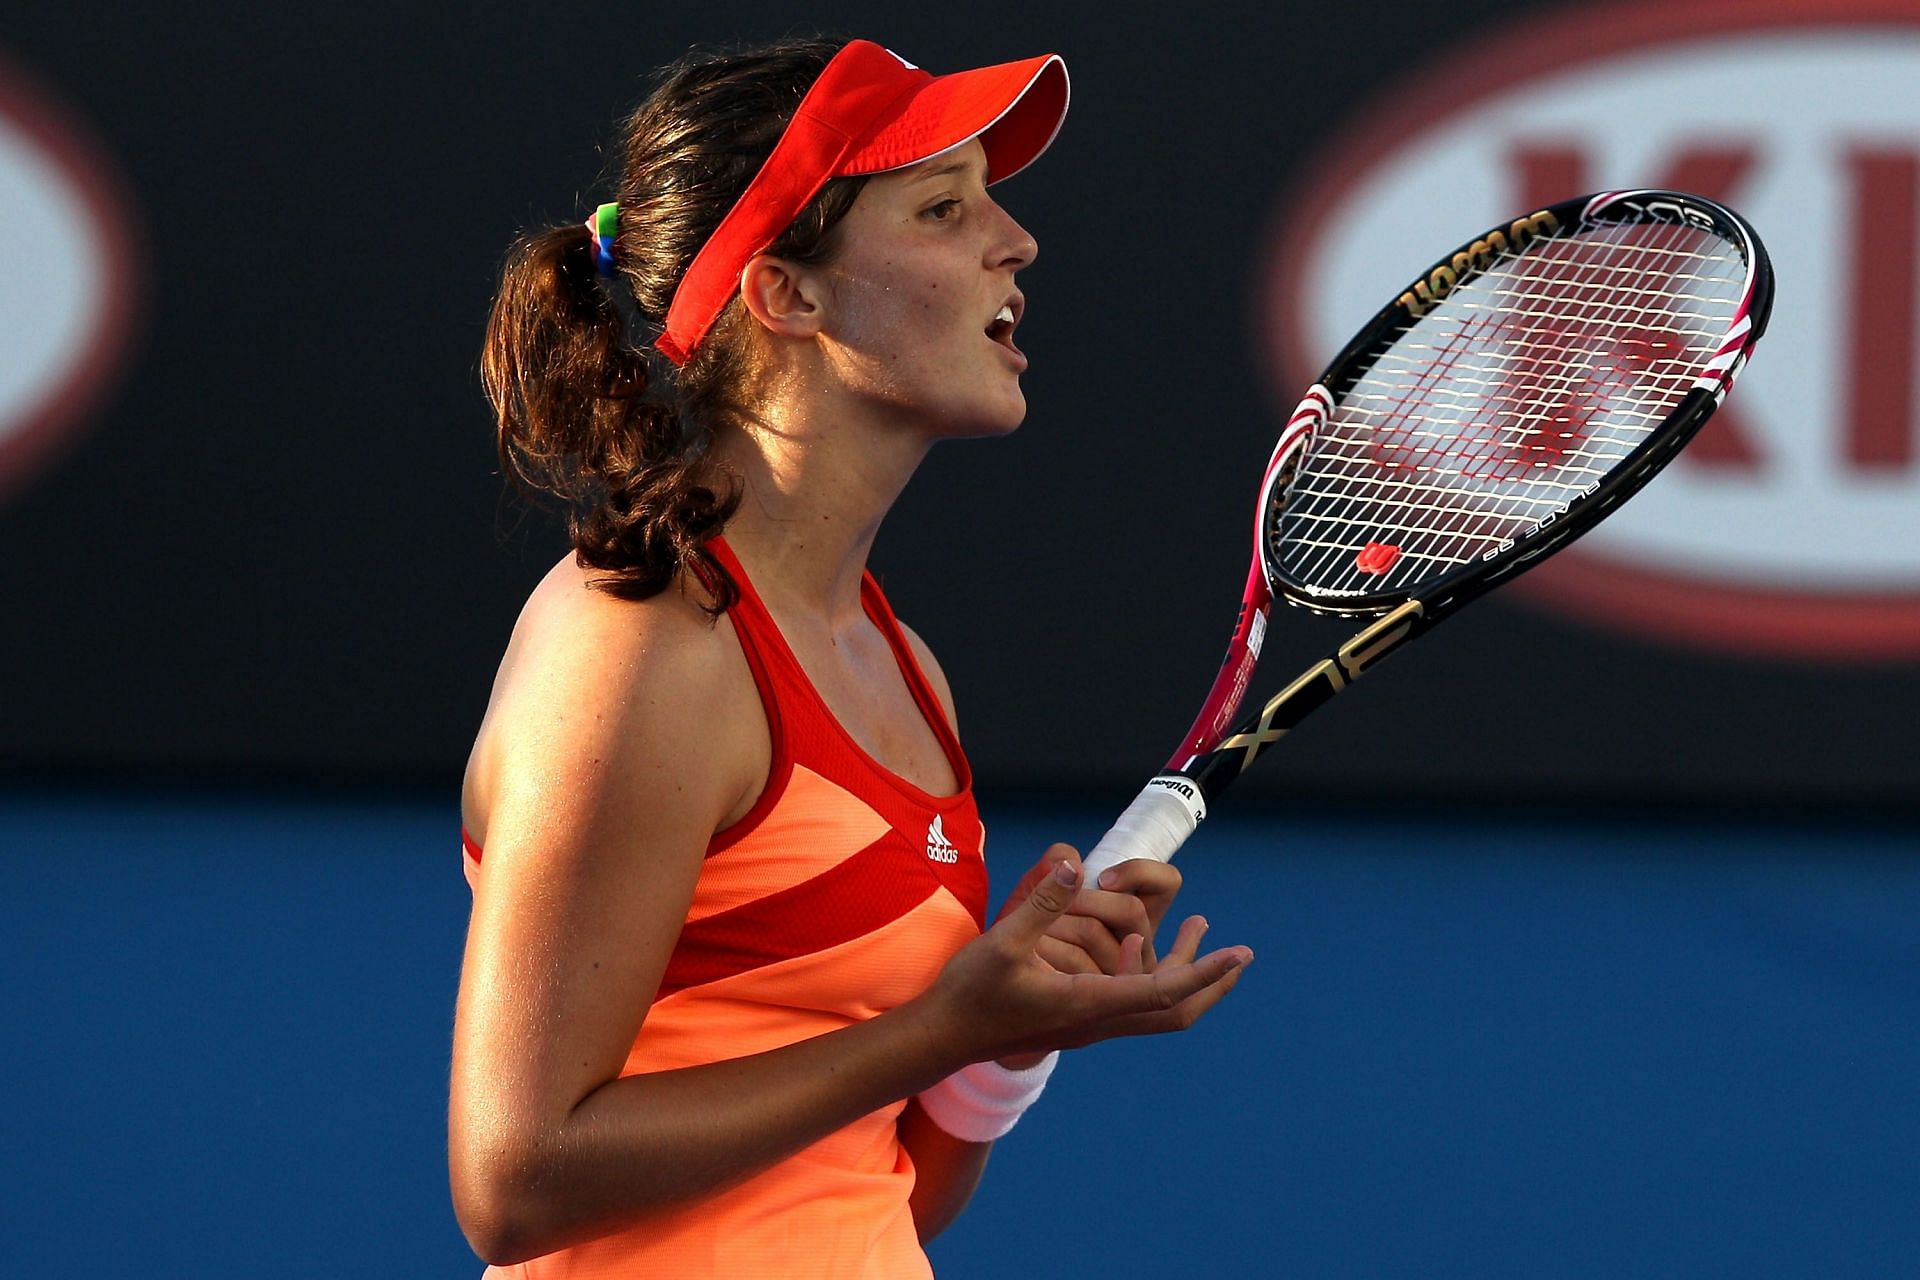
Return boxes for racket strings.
[1317,383,1690,476]
[1278,234,1620,584]
[1282,228,1686,584]
[1276,215,1747,595]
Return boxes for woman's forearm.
[460,993,962,1265]
[455,858,1252,1266]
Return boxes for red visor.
[655,40,1070,366]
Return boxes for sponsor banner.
[0,53,141,503]
[1262,0,1920,660]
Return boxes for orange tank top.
[461,537,988,1279]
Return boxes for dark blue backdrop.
[5,0,1917,808]
[6,791,1914,1277]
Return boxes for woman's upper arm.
[449,589,762,1202]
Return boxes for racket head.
[1261,189,1774,618]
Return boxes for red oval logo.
[0,54,142,504]
[1260,0,1920,660]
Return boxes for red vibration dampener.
[1355,542,1402,574]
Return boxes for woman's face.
[809,139,1039,438]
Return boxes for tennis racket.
[1079,188,1773,882]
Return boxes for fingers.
[1044,875,1206,978]
[1128,948,1251,1033]
[1063,886,1155,946]
[995,844,1081,926]
[1036,925,1109,975]
[1047,844,1084,877]
[1088,857,1183,939]
[1067,943,1252,1026]
[1166,947,1250,1023]
[1091,857,1182,900]
[1162,915,1209,967]
[1034,935,1100,976]
[957,843,1248,1060]
[993,857,1083,951]
[1144,944,1252,1011]
[1040,922,1160,978]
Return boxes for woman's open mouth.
[985,302,1025,367]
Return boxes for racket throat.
[1166,558,1274,772]
[1191,599,1427,790]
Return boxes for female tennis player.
[449,38,1252,1277]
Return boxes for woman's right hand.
[914,858,1253,1069]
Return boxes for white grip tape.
[1079,775,1207,884]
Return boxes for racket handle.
[1079,775,1208,883]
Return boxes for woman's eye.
[924,199,960,221]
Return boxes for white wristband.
[914,1052,1060,1143]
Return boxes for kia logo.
[0,54,142,504]
[1261,0,1920,660]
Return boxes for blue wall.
[6,1,1918,809]
[5,793,1915,1277]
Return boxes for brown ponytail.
[482,219,737,608]
[480,39,869,613]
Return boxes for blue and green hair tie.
[585,202,618,277]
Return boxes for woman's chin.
[951,389,1029,440]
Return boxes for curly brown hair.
[481,39,869,611]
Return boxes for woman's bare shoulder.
[514,553,733,672]
[462,552,765,845]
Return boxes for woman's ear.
[738,254,825,343]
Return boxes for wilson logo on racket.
[1264,0,1920,660]
[1146,776,1201,804]
[1395,210,1560,318]
[0,59,142,506]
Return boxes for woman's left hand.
[993,844,1183,974]
[992,845,1189,1070]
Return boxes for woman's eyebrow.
[907,156,983,184]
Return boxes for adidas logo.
[925,815,960,864]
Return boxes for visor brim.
[845,54,1069,183]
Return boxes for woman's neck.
[711,396,932,628]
